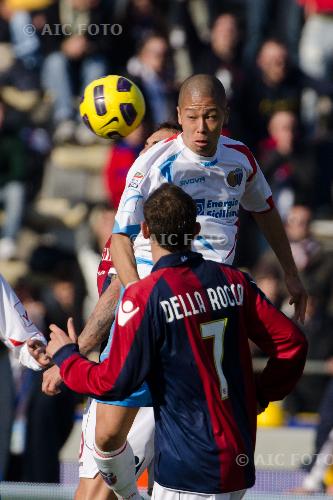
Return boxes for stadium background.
[1,0,333,497]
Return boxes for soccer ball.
[80,75,146,139]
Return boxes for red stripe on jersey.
[219,266,258,445]
[9,338,25,347]
[225,144,258,182]
[163,133,179,143]
[97,236,114,296]
[162,268,247,492]
[252,195,275,214]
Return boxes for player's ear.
[177,106,182,126]
[194,222,201,237]
[141,221,150,239]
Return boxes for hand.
[46,318,78,358]
[27,338,52,368]
[284,273,308,324]
[42,365,63,396]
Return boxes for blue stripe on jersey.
[136,256,153,266]
[195,235,219,254]
[122,194,143,211]
[159,152,180,182]
[200,158,218,167]
[148,275,224,493]
[112,220,141,237]
[191,260,256,486]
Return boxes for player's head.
[142,183,200,253]
[140,122,182,155]
[177,74,228,157]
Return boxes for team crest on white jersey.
[118,299,140,326]
[226,168,243,187]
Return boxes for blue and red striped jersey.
[54,251,307,494]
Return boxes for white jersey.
[113,134,273,264]
[0,274,46,370]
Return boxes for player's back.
[145,251,257,494]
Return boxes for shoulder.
[125,136,181,183]
[218,135,258,173]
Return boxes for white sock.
[93,440,141,499]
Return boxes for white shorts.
[152,483,246,500]
[79,398,155,479]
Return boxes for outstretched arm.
[252,207,307,323]
[42,277,121,396]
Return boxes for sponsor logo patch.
[195,198,239,218]
[180,176,205,186]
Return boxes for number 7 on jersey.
[200,319,229,400]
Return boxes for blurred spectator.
[0,102,25,260]
[194,12,245,137]
[259,110,316,217]
[103,123,147,209]
[127,33,177,126]
[298,0,333,134]
[37,0,111,144]
[253,260,285,308]
[284,205,333,315]
[0,51,41,260]
[240,39,333,148]
[114,0,167,70]
[299,0,333,80]
[0,344,14,480]
[21,263,81,482]
[285,205,322,273]
[76,202,115,320]
[284,294,333,414]
[243,0,303,66]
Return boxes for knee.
[95,424,124,451]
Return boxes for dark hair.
[155,121,182,133]
[143,184,197,252]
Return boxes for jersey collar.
[177,134,218,166]
[152,250,203,272]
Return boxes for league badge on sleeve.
[128,171,145,189]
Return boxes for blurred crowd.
[1,0,333,485]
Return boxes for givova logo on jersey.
[195,198,239,219]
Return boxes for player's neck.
[151,243,171,264]
[152,243,191,264]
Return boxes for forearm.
[111,233,140,287]
[252,207,298,276]
[78,277,121,357]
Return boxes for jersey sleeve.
[243,273,307,407]
[238,147,274,213]
[54,285,158,400]
[112,154,153,239]
[0,275,45,370]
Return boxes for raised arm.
[111,234,140,287]
[252,207,307,323]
